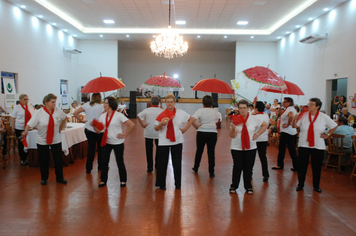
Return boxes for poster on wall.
[60,83,67,95]
[62,95,68,105]
[3,77,16,107]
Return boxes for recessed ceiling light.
[103,20,115,24]
[277,36,282,39]
[175,21,186,25]
[126,35,130,38]
[73,35,77,37]
[286,31,290,34]
[296,25,300,28]
[52,23,57,26]
[308,17,313,20]
[63,29,68,32]
[323,8,329,11]
[197,35,201,38]
[224,36,227,38]
[20,5,26,8]
[251,36,254,38]
[100,35,103,37]
[38,15,43,18]
[237,21,249,25]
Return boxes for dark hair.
[255,101,265,112]
[340,95,346,102]
[338,116,348,125]
[16,101,20,105]
[309,98,322,110]
[202,95,213,107]
[294,104,300,113]
[151,96,159,105]
[43,93,57,105]
[105,96,118,111]
[90,93,102,106]
[284,97,294,106]
[237,99,249,108]
[249,104,254,108]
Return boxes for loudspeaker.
[212,93,218,108]
[128,104,137,118]
[130,91,136,104]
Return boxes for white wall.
[276,0,356,114]
[76,40,118,98]
[234,42,278,103]
[0,0,79,109]
[118,49,235,98]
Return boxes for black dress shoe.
[192,167,198,173]
[291,168,298,172]
[159,186,166,190]
[210,173,215,178]
[175,186,181,189]
[56,179,67,184]
[263,177,269,182]
[272,166,283,170]
[296,186,303,191]
[147,169,153,173]
[314,188,322,193]
[41,180,47,185]
[86,170,91,174]
[120,182,126,187]
[98,182,106,187]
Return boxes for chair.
[350,135,356,179]
[225,108,233,120]
[4,120,17,154]
[0,129,6,169]
[270,131,280,147]
[324,134,350,174]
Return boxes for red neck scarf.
[240,113,250,150]
[20,103,32,129]
[43,107,54,145]
[307,111,319,147]
[166,108,177,142]
[256,112,264,115]
[101,111,116,147]
[152,105,159,107]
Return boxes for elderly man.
[339,107,351,119]
[264,103,271,117]
[333,116,354,163]
[137,96,163,172]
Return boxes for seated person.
[144,90,152,98]
[333,116,354,163]
[118,101,128,116]
[339,107,351,119]
[268,107,281,137]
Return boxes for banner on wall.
[2,77,16,107]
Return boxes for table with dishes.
[25,123,88,167]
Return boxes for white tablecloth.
[25,123,87,155]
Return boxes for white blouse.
[99,111,128,145]
[231,115,263,151]
[10,104,35,130]
[192,108,219,133]
[137,107,163,139]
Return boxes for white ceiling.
[6,0,348,50]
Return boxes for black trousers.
[231,149,256,190]
[145,138,158,171]
[15,129,27,161]
[298,147,324,189]
[156,144,182,188]
[100,143,127,183]
[193,131,217,175]
[37,143,63,181]
[84,129,103,172]
[277,132,298,169]
[256,141,269,178]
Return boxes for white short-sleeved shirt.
[255,113,269,142]
[192,108,219,133]
[137,107,163,139]
[280,106,297,135]
[297,112,337,150]
[10,104,35,130]
[270,104,280,117]
[231,115,263,151]
[99,111,128,145]
[27,107,67,145]
[154,109,190,146]
[118,104,127,110]
[82,102,104,132]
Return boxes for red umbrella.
[192,78,234,94]
[261,80,304,96]
[238,66,286,90]
[80,76,125,93]
[141,73,184,91]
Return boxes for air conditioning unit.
[299,33,328,44]
[63,47,82,54]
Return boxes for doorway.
[327,78,348,117]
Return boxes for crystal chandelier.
[150,0,188,59]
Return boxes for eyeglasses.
[104,102,109,104]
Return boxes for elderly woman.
[10,94,35,165]
[73,93,104,174]
[93,97,135,188]
[229,99,268,195]
[293,98,337,193]
[155,93,193,190]
[22,94,67,185]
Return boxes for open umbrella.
[140,73,184,92]
[80,76,125,93]
[238,66,286,90]
[192,78,234,94]
[261,80,304,96]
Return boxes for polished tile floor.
[1,119,356,236]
